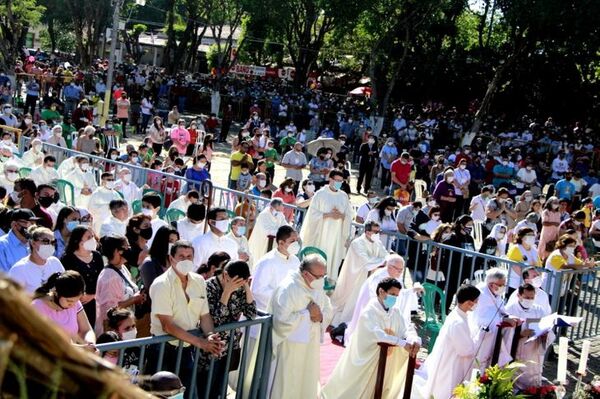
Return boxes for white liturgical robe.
[299,185,353,281]
[418,307,486,399]
[88,187,123,234]
[322,299,416,399]
[268,270,332,399]
[504,301,554,390]
[329,234,388,327]
[65,168,97,208]
[248,207,288,266]
[30,165,59,186]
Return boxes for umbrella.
[306,137,342,156]
[349,86,372,96]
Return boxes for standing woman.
[61,226,104,331]
[148,116,166,156]
[538,196,561,260]
[201,134,215,170]
[54,206,81,258]
[170,119,190,155]
[95,235,146,335]
[116,92,131,138]
[432,169,457,223]
[506,227,540,296]
[32,270,96,347]
[365,196,399,246]
[273,178,297,222]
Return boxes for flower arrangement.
[453,363,527,399]
[521,385,558,399]
[573,376,600,399]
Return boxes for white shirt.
[516,168,537,185]
[251,249,300,311]
[8,256,65,293]
[168,197,190,213]
[470,194,488,222]
[192,231,239,267]
[355,202,373,222]
[115,179,142,205]
[30,165,59,186]
[21,148,44,168]
[454,168,471,196]
[588,183,600,198]
[99,216,127,238]
[506,286,551,316]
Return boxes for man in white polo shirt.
[192,207,239,267]
[149,240,223,398]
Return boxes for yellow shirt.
[506,244,541,266]
[546,250,583,271]
[149,267,209,345]
[230,151,253,180]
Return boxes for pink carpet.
[320,340,345,385]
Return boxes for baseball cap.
[10,209,40,222]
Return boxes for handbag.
[106,265,146,319]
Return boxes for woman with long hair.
[538,196,561,260]
[124,214,153,269]
[54,206,81,258]
[148,116,166,155]
[32,270,96,347]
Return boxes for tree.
[0,0,44,71]
[122,23,147,63]
[63,0,111,67]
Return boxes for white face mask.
[493,285,506,296]
[175,259,196,275]
[310,277,324,290]
[442,232,452,240]
[523,236,535,246]
[122,173,131,183]
[431,215,440,221]
[371,233,381,242]
[368,139,375,145]
[80,163,89,172]
[33,144,42,152]
[384,209,393,217]
[564,247,575,256]
[83,238,97,251]
[284,187,293,193]
[105,181,116,190]
[530,276,543,288]
[305,184,314,193]
[122,328,137,341]
[257,179,266,188]
[459,164,467,169]
[110,154,118,160]
[37,244,55,260]
[6,171,18,182]
[213,219,229,234]
[495,232,505,240]
[287,241,300,255]
[446,176,454,183]
[141,208,154,217]
[519,298,534,309]
[428,200,436,207]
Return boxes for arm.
[77,308,96,344]
[199,312,215,336]
[157,314,209,348]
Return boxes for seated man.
[88,173,123,234]
[64,156,97,208]
[142,192,168,247]
[323,278,420,399]
[21,138,45,168]
[176,203,206,242]
[506,266,551,315]
[168,190,200,213]
[247,198,288,262]
[99,199,129,238]
[30,155,59,187]
[114,168,143,205]
[504,283,555,390]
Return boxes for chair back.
[471,220,484,250]
[55,179,75,206]
[19,167,31,178]
[414,179,427,202]
[422,282,447,324]
[165,208,186,224]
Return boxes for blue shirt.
[554,179,576,200]
[0,231,30,273]
[185,167,210,192]
[379,145,398,169]
[593,196,600,209]
[492,164,514,187]
[62,84,81,100]
[54,230,66,259]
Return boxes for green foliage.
[453,363,527,399]
[206,44,226,69]
[0,0,45,69]
[39,28,75,53]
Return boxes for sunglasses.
[35,238,57,245]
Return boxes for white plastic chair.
[473,269,485,285]
[471,219,484,250]
[414,179,427,202]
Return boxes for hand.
[307,301,323,323]
[502,316,518,328]
[222,275,246,296]
[198,334,224,356]
[81,188,92,195]
[238,251,250,262]
[520,328,534,338]
[133,292,146,305]
[80,293,95,305]
[407,342,420,357]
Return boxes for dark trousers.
[220,120,231,142]
[198,357,228,399]
[381,167,391,189]
[140,113,151,135]
[357,162,375,192]
[25,95,38,115]
[119,117,128,137]
[147,344,197,399]
[152,142,163,156]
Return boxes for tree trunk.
[163,0,177,72]
[47,19,57,52]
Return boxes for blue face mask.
[66,220,79,232]
[383,294,397,309]
[236,226,247,236]
[332,181,343,190]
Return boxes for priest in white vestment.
[506,266,551,315]
[21,138,44,167]
[299,170,353,281]
[322,278,420,399]
[419,284,486,399]
[268,254,332,399]
[345,254,421,343]
[504,283,554,390]
[248,198,288,265]
[57,156,77,179]
[227,217,253,267]
[30,156,59,186]
[329,221,388,327]
[99,199,128,238]
[64,156,97,208]
[470,268,517,371]
[88,172,123,234]
[176,203,206,242]
[114,168,143,206]
[168,190,200,213]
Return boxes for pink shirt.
[273,189,296,222]
[116,98,130,119]
[170,127,190,154]
[32,298,83,338]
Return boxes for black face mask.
[18,225,31,239]
[38,196,54,208]
[139,227,153,240]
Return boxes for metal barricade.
[96,314,273,399]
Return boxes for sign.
[230,64,295,81]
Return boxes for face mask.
[141,208,154,217]
[140,227,153,240]
[459,164,467,169]
[332,181,343,190]
[428,200,436,207]
[37,244,55,260]
[310,277,324,290]
[325,154,332,159]
[6,171,18,182]
[502,161,509,166]
[369,197,379,205]
[564,247,575,256]
[110,154,118,160]
[469,302,478,312]
[33,144,42,152]
[176,259,196,275]
[105,181,116,190]
[64,220,78,232]
[431,215,440,221]
[305,184,315,193]
[523,236,535,246]
[235,226,247,237]
[446,176,454,183]
[496,232,505,240]
[38,196,54,208]
[83,238,97,251]
[371,233,381,242]
[383,294,397,309]
[122,174,131,183]
[104,354,119,365]
[531,276,543,288]
[284,187,293,193]
[198,162,207,169]
[213,219,230,234]
[519,298,534,309]
[368,139,375,145]
[464,226,473,234]
[400,159,408,165]
[442,232,452,240]
[493,285,506,296]
[287,241,301,255]
[339,141,345,146]
[121,328,137,341]
[387,141,394,146]
[167,393,184,399]
[80,163,89,172]
[384,209,393,217]
[10,191,21,204]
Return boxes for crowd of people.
[1,52,599,398]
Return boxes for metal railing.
[96,314,273,399]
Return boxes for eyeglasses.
[35,238,56,245]
[305,269,326,279]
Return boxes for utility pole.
[101,0,124,126]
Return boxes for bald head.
[385,254,405,279]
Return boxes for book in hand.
[525,313,582,343]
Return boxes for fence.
[96,313,273,399]
[16,137,600,340]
